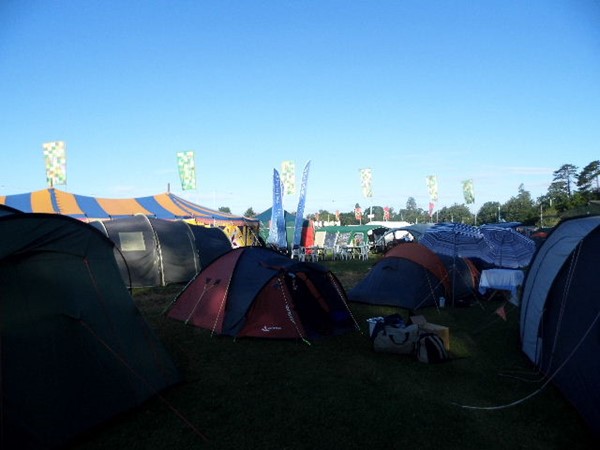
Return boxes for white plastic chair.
[334,245,350,261]
[359,244,370,261]
[291,246,305,261]
[305,247,319,262]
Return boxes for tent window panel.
[353,233,365,245]
[336,232,351,245]
[118,232,146,252]
[324,233,337,248]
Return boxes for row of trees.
[226,160,599,228]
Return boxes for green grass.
[71,257,596,449]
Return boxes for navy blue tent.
[437,254,480,302]
[348,243,450,310]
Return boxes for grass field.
[71,257,596,449]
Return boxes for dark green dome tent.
[0,213,180,449]
[0,204,21,216]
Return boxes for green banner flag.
[463,179,475,204]
[360,168,373,198]
[42,141,67,187]
[281,160,295,195]
[426,175,438,202]
[177,151,196,190]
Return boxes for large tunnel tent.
[91,215,232,288]
[187,224,236,268]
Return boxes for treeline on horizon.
[221,160,599,228]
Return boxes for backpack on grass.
[370,313,405,339]
[416,332,449,363]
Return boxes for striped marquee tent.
[0,188,259,245]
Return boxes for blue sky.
[1,0,599,216]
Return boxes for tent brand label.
[261,325,283,333]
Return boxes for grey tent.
[520,215,600,436]
[91,216,232,287]
[187,223,234,268]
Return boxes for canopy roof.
[255,207,299,225]
[0,188,257,226]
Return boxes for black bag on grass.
[416,332,449,363]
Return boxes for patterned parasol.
[420,223,494,264]
[479,225,536,269]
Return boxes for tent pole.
[452,223,457,306]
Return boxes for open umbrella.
[420,223,494,264]
[420,223,493,305]
[479,225,536,268]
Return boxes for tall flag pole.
[426,175,438,219]
[268,169,287,250]
[462,179,475,204]
[293,161,311,248]
[281,160,296,196]
[176,151,197,190]
[42,141,67,187]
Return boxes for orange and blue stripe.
[0,188,258,227]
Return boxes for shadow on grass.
[70,258,597,450]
